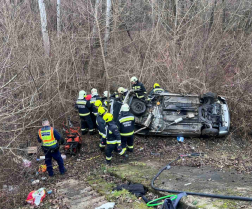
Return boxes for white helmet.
[103,91,110,97]
[121,104,130,111]
[118,87,126,94]
[78,90,87,99]
[91,88,98,96]
[130,76,138,83]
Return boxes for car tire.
[130,98,146,116]
[201,92,217,104]
[202,128,219,137]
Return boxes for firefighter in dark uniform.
[38,119,66,177]
[148,83,165,97]
[95,100,107,150]
[75,90,94,135]
[118,104,135,153]
[90,88,101,128]
[103,113,127,165]
[117,87,128,101]
[130,76,147,99]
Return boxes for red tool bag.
[63,120,82,155]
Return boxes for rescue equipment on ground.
[63,119,82,155]
[151,153,252,202]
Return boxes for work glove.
[117,145,122,152]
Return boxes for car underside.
[112,91,230,137]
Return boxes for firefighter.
[117,87,128,101]
[38,119,66,177]
[118,104,135,153]
[130,76,147,99]
[102,91,112,109]
[103,113,127,165]
[97,105,107,150]
[148,83,165,98]
[90,88,101,127]
[75,90,94,135]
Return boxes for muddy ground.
[4,122,252,208]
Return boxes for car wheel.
[130,98,146,116]
[202,128,219,136]
[201,92,217,104]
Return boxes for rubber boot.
[82,130,88,135]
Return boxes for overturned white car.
[112,90,230,137]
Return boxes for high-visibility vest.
[38,127,57,147]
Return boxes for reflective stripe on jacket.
[38,127,57,147]
[118,111,135,136]
[96,114,106,138]
[105,121,121,144]
[75,99,91,116]
[90,95,101,116]
[132,81,147,98]
[149,87,165,97]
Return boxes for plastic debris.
[31,180,40,185]
[41,177,47,180]
[22,159,32,167]
[95,202,115,209]
[61,154,66,159]
[39,164,47,173]
[3,185,19,193]
[26,188,46,206]
[139,147,144,151]
[47,190,53,194]
[177,136,184,142]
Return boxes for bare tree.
[38,0,50,56]
[104,0,112,55]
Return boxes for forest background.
[1,0,252,207]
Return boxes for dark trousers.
[80,115,94,133]
[44,150,65,176]
[91,113,97,128]
[105,144,118,162]
[121,135,134,152]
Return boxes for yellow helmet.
[103,113,113,122]
[95,100,102,107]
[154,83,160,88]
[98,106,106,115]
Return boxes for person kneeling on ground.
[103,113,128,165]
[37,119,66,177]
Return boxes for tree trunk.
[38,0,50,56]
[104,0,112,56]
[57,0,60,37]
[208,0,217,35]
[92,0,102,46]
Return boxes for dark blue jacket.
[90,95,101,116]
[118,111,135,136]
[75,98,91,116]
[132,81,147,98]
[148,87,165,97]
[96,114,106,138]
[37,126,61,149]
[105,121,121,144]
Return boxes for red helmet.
[85,94,92,101]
